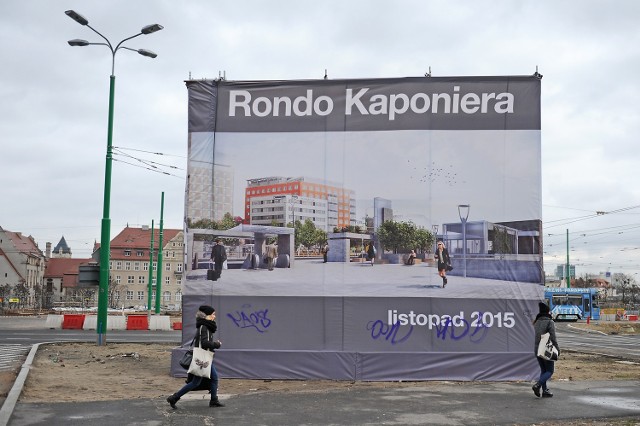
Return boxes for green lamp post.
[65,10,162,345]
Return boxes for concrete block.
[45,314,63,329]
[149,315,171,330]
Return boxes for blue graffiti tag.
[367,320,413,345]
[435,314,489,343]
[227,304,271,333]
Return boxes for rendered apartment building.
[245,176,356,231]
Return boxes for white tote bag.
[187,327,214,378]
[537,332,559,361]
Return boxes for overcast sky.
[1,1,639,280]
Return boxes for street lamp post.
[432,224,439,252]
[65,10,162,345]
[458,205,470,278]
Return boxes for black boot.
[167,394,179,408]
[443,277,447,288]
[209,397,225,407]
[542,389,553,398]
[531,383,541,397]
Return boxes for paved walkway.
[185,259,542,300]
[6,379,640,425]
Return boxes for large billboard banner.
[173,76,543,381]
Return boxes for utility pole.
[155,192,165,314]
[147,220,154,323]
[566,229,571,288]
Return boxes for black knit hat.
[199,305,215,315]
[538,302,550,314]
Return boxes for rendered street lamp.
[432,224,439,252]
[458,204,470,278]
[65,10,162,346]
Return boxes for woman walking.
[434,241,450,288]
[167,305,224,408]
[532,302,559,398]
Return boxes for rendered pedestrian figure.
[406,250,416,265]
[167,305,224,408]
[532,302,560,398]
[265,242,278,271]
[434,241,450,287]
[366,242,376,266]
[210,239,227,279]
[322,242,329,263]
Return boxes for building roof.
[45,258,93,277]
[4,230,43,257]
[44,257,95,289]
[53,236,72,254]
[110,226,182,249]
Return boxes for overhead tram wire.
[112,148,184,172]
[113,146,186,159]
[113,157,184,179]
[111,147,185,179]
[543,204,640,229]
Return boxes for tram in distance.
[543,287,601,321]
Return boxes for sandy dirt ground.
[13,322,640,404]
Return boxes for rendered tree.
[297,219,322,251]
[414,227,435,254]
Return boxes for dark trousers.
[175,363,219,399]
[536,357,555,390]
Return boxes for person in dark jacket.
[366,242,376,266]
[532,302,560,398]
[434,241,450,288]
[167,305,224,408]
[210,239,227,279]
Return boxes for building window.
[138,276,145,284]
[176,277,182,286]
[116,261,122,270]
[137,291,145,301]
[126,291,134,300]
[109,261,113,270]
[143,262,149,271]
[175,291,182,302]
[165,276,170,285]
[177,263,183,273]
[115,275,121,284]
[136,250,144,257]
[125,262,131,271]
[127,276,134,284]
[134,262,140,271]
[124,250,131,257]
[165,263,171,271]
[163,291,171,302]
[153,262,157,271]
[114,291,120,301]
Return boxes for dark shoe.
[443,277,447,288]
[209,398,225,407]
[532,383,541,397]
[167,394,179,408]
[542,389,553,398]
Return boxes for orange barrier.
[62,314,85,330]
[172,322,183,330]
[126,315,149,330]
[627,315,638,322]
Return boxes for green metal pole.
[97,74,116,346]
[155,192,165,314]
[147,220,154,316]
[566,229,570,288]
